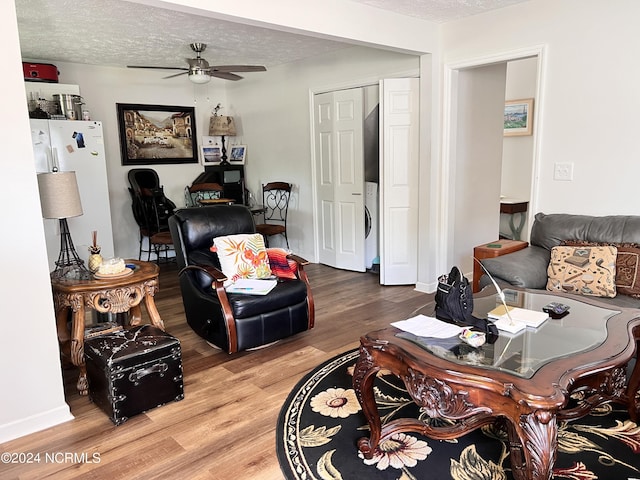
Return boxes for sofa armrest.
[480,246,550,289]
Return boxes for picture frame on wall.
[504,98,534,136]
[201,136,222,165]
[116,103,198,165]
[229,145,247,164]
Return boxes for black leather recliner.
[168,205,314,353]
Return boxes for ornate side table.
[51,260,165,396]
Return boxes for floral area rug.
[276,349,640,480]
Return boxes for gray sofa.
[480,212,640,308]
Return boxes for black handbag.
[435,266,498,338]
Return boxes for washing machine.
[364,182,379,269]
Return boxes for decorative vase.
[88,246,103,273]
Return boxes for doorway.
[312,78,420,284]
[499,57,538,239]
[441,47,543,277]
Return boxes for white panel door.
[380,78,419,285]
[314,89,365,271]
[315,95,336,267]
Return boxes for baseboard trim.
[0,404,74,443]
[414,280,436,293]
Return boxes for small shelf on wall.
[25,82,80,102]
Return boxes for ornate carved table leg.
[506,410,557,480]
[129,304,143,326]
[54,299,73,368]
[142,278,164,330]
[69,293,89,396]
[352,346,382,458]
[143,293,164,331]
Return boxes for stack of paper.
[226,278,277,295]
[492,317,527,334]
[488,306,549,333]
[391,314,463,338]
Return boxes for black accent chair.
[128,168,177,262]
[168,205,315,353]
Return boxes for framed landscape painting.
[117,103,198,165]
[504,98,534,136]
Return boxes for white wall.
[215,46,420,259]
[38,62,229,260]
[442,0,640,218]
[0,1,73,443]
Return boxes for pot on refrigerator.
[53,94,84,120]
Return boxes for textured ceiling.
[349,0,528,23]
[15,0,529,73]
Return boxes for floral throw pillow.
[546,245,617,297]
[213,233,272,286]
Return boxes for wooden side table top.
[474,239,528,257]
[472,239,528,292]
[500,200,528,214]
[51,259,159,293]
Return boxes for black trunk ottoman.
[84,324,184,425]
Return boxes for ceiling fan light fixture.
[189,70,211,84]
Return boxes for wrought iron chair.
[255,182,292,248]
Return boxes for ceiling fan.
[127,43,267,84]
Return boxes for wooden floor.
[1,263,432,480]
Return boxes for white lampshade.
[189,71,211,84]
[209,115,237,136]
[37,171,83,219]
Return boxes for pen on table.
[232,287,253,291]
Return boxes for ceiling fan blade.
[128,65,189,71]
[211,65,267,73]
[210,71,243,81]
[163,71,189,79]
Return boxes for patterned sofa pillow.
[562,240,640,298]
[546,245,617,297]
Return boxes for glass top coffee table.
[353,288,640,480]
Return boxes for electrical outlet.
[554,162,574,181]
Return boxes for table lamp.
[209,115,237,165]
[37,170,91,279]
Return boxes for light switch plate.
[554,162,574,181]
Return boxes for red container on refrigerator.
[23,62,59,83]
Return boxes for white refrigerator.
[31,119,115,271]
